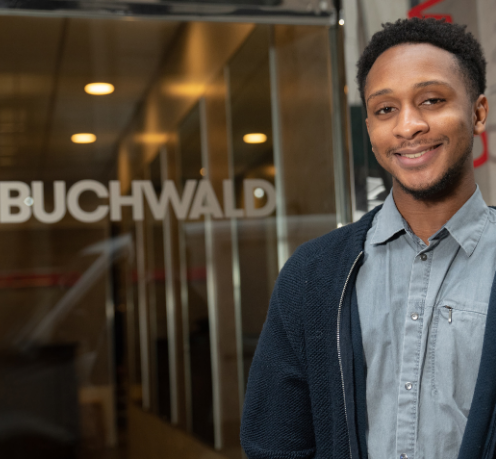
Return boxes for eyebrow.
[366,80,454,106]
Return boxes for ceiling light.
[339,19,345,26]
[243,133,267,144]
[84,83,115,95]
[71,133,96,144]
[200,167,206,177]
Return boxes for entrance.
[0,11,350,459]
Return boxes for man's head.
[357,18,488,201]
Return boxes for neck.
[392,175,476,244]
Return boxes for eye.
[422,98,446,106]
[375,106,396,115]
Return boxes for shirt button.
[411,313,419,321]
[420,253,428,261]
[400,454,408,459]
[405,382,413,390]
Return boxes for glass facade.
[0,11,349,459]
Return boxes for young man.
[241,18,495,459]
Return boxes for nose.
[392,105,429,140]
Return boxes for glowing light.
[71,133,96,144]
[24,197,34,206]
[254,187,265,198]
[134,133,168,144]
[339,19,345,26]
[200,167,206,177]
[162,82,205,97]
[243,133,267,144]
[84,83,115,95]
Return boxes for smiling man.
[241,18,496,459]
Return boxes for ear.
[473,94,489,136]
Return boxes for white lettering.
[0,179,277,223]
[141,180,197,220]
[67,180,109,223]
[189,180,224,219]
[0,181,32,223]
[223,180,244,218]
[109,181,143,221]
[32,181,66,223]
[244,179,276,218]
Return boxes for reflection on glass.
[228,26,278,388]
[178,104,214,445]
[146,154,171,420]
[0,11,352,459]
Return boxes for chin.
[395,170,463,201]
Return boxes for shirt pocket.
[430,299,488,417]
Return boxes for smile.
[396,144,442,159]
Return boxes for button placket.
[397,248,433,459]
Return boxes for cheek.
[429,111,472,140]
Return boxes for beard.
[392,135,474,201]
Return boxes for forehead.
[365,43,464,98]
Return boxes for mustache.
[385,135,449,156]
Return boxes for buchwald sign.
[0,179,276,224]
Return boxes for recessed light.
[339,19,345,26]
[71,133,96,144]
[243,133,267,144]
[84,83,115,95]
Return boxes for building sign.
[0,179,276,224]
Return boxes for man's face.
[365,43,486,200]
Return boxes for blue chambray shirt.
[356,186,496,459]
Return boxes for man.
[241,18,496,459]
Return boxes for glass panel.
[177,104,214,445]
[227,26,278,388]
[146,154,171,420]
[0,13,346,459]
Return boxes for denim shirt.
[356,187,496,459]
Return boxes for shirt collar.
[370,191,406,245]
[371,186,488,257]
[442,185,488,257]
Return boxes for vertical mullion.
[199,96,223,450]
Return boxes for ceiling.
[0,15,181,182]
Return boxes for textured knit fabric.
[241,204,496,459]
[357,188,496,459]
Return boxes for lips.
[393,143,443,168]
[395,144,442,159]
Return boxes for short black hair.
[356,18,486,107]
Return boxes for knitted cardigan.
[241,207,496,459]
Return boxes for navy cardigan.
[241,207,496,459]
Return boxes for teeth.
[400,147,436,159]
